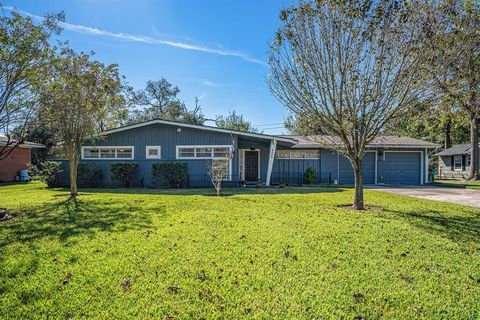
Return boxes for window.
[146,146,161,159]
[100,148,115,159]
[275,149,320,159]
[177,145,231,159]
[454,155,462,171]
[467,155,471,167]
[82,146,134,160]
[196,147,212,158]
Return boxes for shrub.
[28,161,63,188]
[152,162,188,188]
[78,163,103,187]
[110,163,138,187]
[303,167,316,184]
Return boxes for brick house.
[0,135,45,182]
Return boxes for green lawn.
[435,179,480,190]
[1,183,479,319]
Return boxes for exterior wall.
[376,148,427,184]
[437,154,480,179]
[59,123,239,187]
[0,147,31,181]
[56,122,431,187]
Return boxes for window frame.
[466,154,471,167]
[275,149,320,160]
[176,145,231,160]
[176,145,232,181]
[81,146,135,160]
[145,146,161,159]
[453,155,463,171]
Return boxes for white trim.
[81,146,135,160]
[384,150,424,185]
[453,155,463,171]
[266,139,277,186]
[102,119,296,143]
[176,145,231,160]
[425,148,429,183]
[145,146,161,159]
[240,149,261,181]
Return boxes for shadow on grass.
[0,197,159,248]
[68,185,346,197]
[388,207,480,247]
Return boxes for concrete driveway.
[367,185,480,208]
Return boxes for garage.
[338,152,376,185]
[383,152,422,185]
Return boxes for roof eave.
[101,119,296,144]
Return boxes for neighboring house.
[434,143,480,179]
[0,135,46,182]
[57,119,439,187]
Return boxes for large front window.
[177,145,231,159]
[82,146,134,160]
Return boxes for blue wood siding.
[338,152,376,185]
[271,158,321,184]
[54,122,428,188]
[383,152,421,185]
[61,123,239,187]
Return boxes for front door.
[244,151,259,181]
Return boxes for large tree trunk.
[68,145,79,197]
[444,119,451,150]
[467,112,479,180]
[352,159,365,210]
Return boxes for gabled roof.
[102,119,297,143]
[281,135,440,149]
[0,135,46,149]
[434,143,478,156]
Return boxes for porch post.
[266,138,277,186]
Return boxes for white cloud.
[200,79,218,87]
[197,93,207,100]
[3,6,267,66]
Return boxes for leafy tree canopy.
[216,111,259,133]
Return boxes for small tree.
[268,0,425,209]
[0,8,63,159]
[39,50,125,197]
[207,159,229,196]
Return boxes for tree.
[0,8,63,160]
[39,50,125,196]
[416,0,480,180]
[215,110,259,132]
[127,78,205,125]
[268,0,425,209]
[385,101,470,148]
[207,159,229,196]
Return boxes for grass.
[435,179,480,190]
[1,182,479,319]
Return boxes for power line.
[252,123,285,127]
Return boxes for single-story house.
[0,135,46,182]
[434,143,480,179]
[57,119,439,187]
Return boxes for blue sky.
[3,0,292,133]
